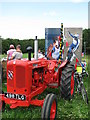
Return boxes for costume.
[67,32,80,61]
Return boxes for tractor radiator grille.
[16,66,25,88]
[7,65,14,87]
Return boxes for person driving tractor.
[67,31,80,61]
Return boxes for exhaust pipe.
[34,36,38,60]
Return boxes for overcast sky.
[0,0,89,39]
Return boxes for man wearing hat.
[7,44,16,60]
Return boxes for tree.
[82,29,90,54]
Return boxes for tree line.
[2,38,45,54]
[1,29,90,54]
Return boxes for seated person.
[11,45,23,60]
[38,49,45,58]
[7,44,16,60]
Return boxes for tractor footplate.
[48,83,58,87]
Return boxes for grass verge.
[2,55,89,119]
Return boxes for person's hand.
[72,49,74,53]
[68,31,70,34]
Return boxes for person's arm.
[73,39,80,52]
[47,51,55,60]
[7,54,9,60]
[21,53,23,59]
[11,52,15,60]
[7,51,9,60]
[52,46,55,53]
[11,56,14,60]
[68,31,75,38]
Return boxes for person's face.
[53,42,56,46]
[38,49,40,53]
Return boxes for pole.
[84,41,86,61]
[34,36,38,60]
[59,23,63,60]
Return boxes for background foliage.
[82,29,90,54]
[1,29,90,54]
[2,39,45,54]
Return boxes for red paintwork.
[1,58,61,109]
[0,58,75,111]
[59,60,67,69]
[30,99,44,107]
[58,36,61,41]
[50,100,56,119]
[71,72,74,96]
[0,97,2,111]
[75,57,81,69]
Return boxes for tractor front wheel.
[41,93,57,120]
[60,64,75,100]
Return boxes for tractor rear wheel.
[41,93,57,120]
[60,64,75,100]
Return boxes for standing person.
[38,49,44,58]
[7,44,16,60]
[11,44,23,60]
[38,49,42,58]
[67,31,80,61]
[68,31,80,52]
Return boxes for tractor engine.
[6,36,59,97]
[32,68,43,86]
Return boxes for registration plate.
[5,93,26,101]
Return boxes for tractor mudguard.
[59,60,68,70]
[57,60,69,85]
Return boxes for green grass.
[0,53,33,59]
[2,55,89,119]
[23,53,33,58]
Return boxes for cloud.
[70,0,89,3]
[0,16,87,39]
[43,11,57,17]
[0,16,61,39]
[0,0,89,2]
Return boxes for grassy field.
[0,53,33,59]
[2,55,89,120]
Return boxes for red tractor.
[0,37,75,120]
[0,51,75,119]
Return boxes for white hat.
[10,44,14,49]
[74,34,79,38]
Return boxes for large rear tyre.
[41,93,57,120]
[60,64,75,100]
